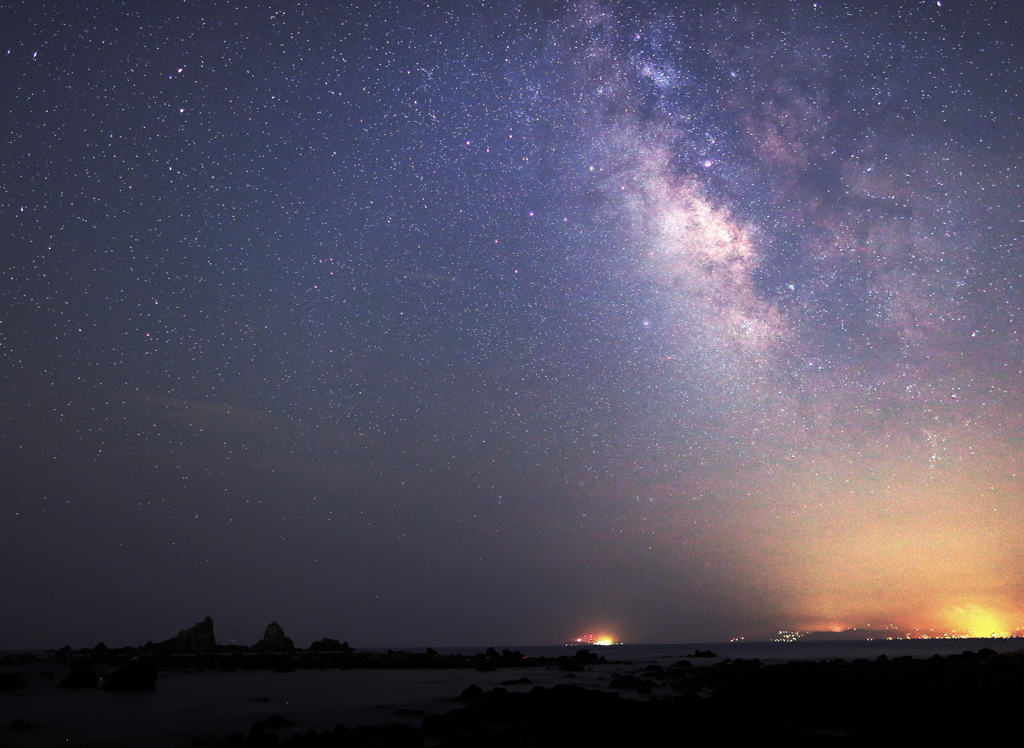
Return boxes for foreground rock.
[0,673,27,691]
[418,649,1024,745]
[208,649,1024,746]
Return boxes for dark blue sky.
[3,0,1023,648]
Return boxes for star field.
[2,0,1023,647]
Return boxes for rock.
[501,676,532,686]
[245,721,271,745]
[104,663,158,692]
[394,708,425,717]
[88,642,115,663]
[457,683,484,701]
[261,715,298,729]
[0,673,27,691]
[176,616,217,650]
[57,667,98,689]
[254,622,295,652]
[573,648,599,664]
[685,649,717,658]
[156,616,217,652]
[351,724,421,748]
[308,637,351,652]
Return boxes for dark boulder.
[57,667,98,689]
[351,723,422,748]
[104,663,158,692]
[253,622,295,652]
[0,673,27,691]
[457,684,485,702]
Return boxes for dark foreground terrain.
[222,647,1022,746]
[3,644,1022,746]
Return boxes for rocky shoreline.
[2,619,1023,745]
[221,648,1024,746]
[1,618,606,678]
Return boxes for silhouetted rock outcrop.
[177,616,217,650]
[253,621,295,651]
[155,616,217,652]
[308,637,352,652]
[685,649,717,658]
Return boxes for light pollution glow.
[577,30,1024,638]
[574,633,619,646]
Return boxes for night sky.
[3,0,1023,649]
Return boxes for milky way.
[2,0,1022,647]
[551,1,1024,637]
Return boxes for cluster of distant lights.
[769,625,1024,643]
[570,634,621,646]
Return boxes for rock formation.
[253,621,295,651]
[156,616,217,652]
[175,615,217,650]
[308,637,352,652]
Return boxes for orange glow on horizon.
[688,433,1024,643]
[939,604,1015,638]
[572,632,619,646]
